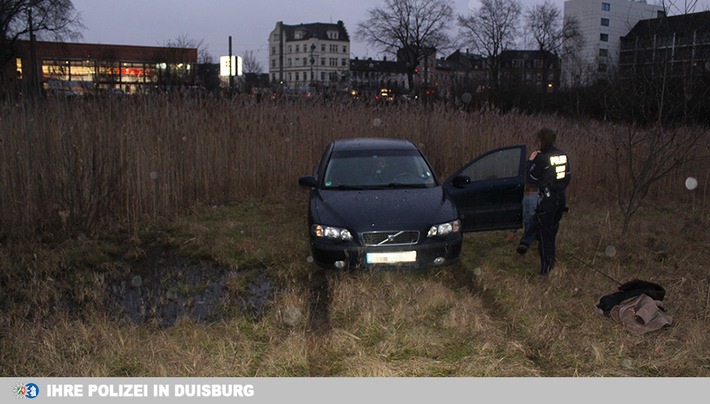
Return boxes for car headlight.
[312,224,353,241]
[427,220,461,238]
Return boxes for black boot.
[540,258,555,275]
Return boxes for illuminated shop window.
[15,58,23,78]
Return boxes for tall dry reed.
[0,96,706,240]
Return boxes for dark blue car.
[299,138,527,269]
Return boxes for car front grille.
[361,231,419,246]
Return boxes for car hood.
[310,186,458,231]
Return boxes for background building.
[349,57,408,96]
[562,0,665,87]
[268,21,350,89]
[499,50,560,93]
[9,40,197,96]
[619,10,710,111]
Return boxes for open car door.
[443,145,527,232]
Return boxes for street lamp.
[310,42,316,87]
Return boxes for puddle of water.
[107,248,276,327]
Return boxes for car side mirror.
[299,176,318,188]
[452,175,471,188]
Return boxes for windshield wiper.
[386,183,429,188]
[328,185,366,190]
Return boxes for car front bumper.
[309,237,462,270]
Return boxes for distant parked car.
[109,88,126,98]
[47,89,80,99]
[299,137,528,269]
[376,88,394,102]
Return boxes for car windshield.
[322,149,436,189]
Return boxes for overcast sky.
[71,0,710,66]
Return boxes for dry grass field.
[0,96,708,377]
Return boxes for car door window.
[460,148,522,182]
[443,145,526,232]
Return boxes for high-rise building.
[562,0,664,87]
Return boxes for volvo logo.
[377,231,405,246]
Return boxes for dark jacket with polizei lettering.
[526,145,571,193]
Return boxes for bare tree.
[242,50,263,75]
[526,1,582,57]
[356,0,453,91]
[161,34,203,88]
[163,34,204,53]
[0,0,83,82]
[525,0,582,92]
[600,126,707,235]
[198,47,213,65]
[659,0,701,15]
[457,0,521,97]
[594,5,710,234]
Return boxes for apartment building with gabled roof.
[268,21,350,89]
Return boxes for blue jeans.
[519,193,539,247]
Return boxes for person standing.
[515,181,539,248]
[518,128,571,276]
[506,181,538,243]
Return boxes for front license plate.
[366,251,417,264]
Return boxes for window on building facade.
[329,58,337,66]
[271,47,276,55]
[296,45,300,53]
[342,46,347,53]
[303,58,308,66]
[534,59,543,68]
[329,44,338,52]
[321,72,325,81]
[341,58,347,66]
[288,73,292,81]
[321,44,326,52]
[601,18,610,26]
[602,2,610,11]
[600,33,609,42]
[288,58,292,67]
[599,48,608,57]
[321,58,325,66]
[295,72,299,81]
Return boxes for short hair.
[536,128,557,149]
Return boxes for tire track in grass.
[442,261,552,375]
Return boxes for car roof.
[331,137,418,152]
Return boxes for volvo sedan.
[298,137,527,269]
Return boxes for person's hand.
[529,150,540,161]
